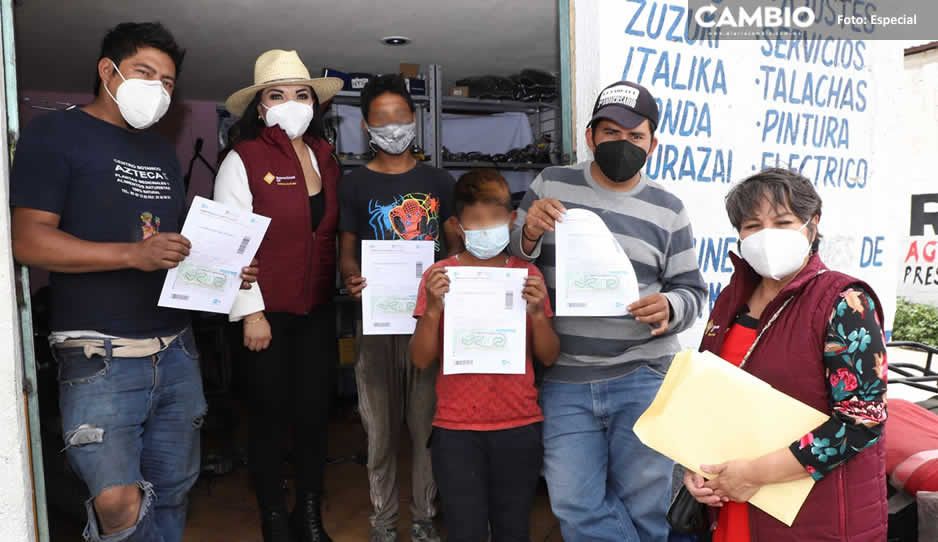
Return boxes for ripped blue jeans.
[55,327,207,542]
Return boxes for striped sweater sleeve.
[660,206,706,334]
[510,172,545,261]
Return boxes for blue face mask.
[462,223,510,260]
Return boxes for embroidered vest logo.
[262,172,297,186]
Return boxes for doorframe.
[558,0,575,163]
[2,0,50,540]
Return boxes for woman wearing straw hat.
[214,49,343,542]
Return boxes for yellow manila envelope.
[633,350,829,527]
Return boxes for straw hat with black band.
[225,49,344,117]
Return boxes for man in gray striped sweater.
[511,81,706,542]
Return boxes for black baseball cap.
[589,81,659,132]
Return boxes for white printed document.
[158,196,270,314]
[361,240,435,335]
[442,266,528,375]
[555,208,640,316]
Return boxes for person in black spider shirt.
[338,74,460,542]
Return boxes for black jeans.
[431,423,543,542]
[246,305,336,511]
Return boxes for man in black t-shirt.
[339,75,457,542]
[10,23,255,542]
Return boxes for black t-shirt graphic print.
[339,163,455,259]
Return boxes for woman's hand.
[243,312,272,352]
[702,460,762,503]
[683,470,724,507]
[240,258,259,289]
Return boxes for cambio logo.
[695,5,816,28]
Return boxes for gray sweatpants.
[355,331,438,530]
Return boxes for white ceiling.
[13,0,560,102]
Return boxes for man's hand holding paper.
[158,196,270,314]
[555,208,640,317]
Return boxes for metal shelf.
[325,66,560,171]
[442,161,552,171]
[441,96,557,114]
[332,90,430,106]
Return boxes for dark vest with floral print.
[699,253,886,541]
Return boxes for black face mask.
[594,139,648,183]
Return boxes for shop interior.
[10,1,566,540]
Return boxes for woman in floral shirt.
[684,168,888,541]
[795,288,887,481]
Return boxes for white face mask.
[462,223,511,260]
[262,100,315,140]
[367,122,416,155]
[104,61,171,130]
[740,222,811,280]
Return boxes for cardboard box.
[449,85,471,97]
[348,73,374,91]
[399,63,420,78]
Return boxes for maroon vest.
[699,253,887,542]
[234,127,340,314]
